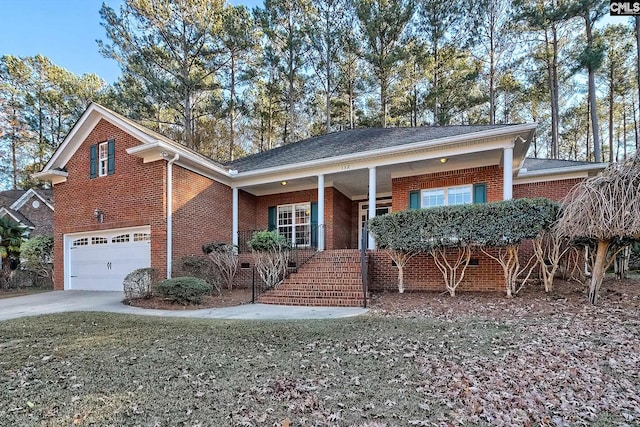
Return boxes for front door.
[359,199,392,249]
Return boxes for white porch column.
[503,144,514,200]
[232,187,239,247]
[368,166,376,249]
[317,174,325,251]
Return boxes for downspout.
[166,153,179,279]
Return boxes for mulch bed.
[368,276,640,320]
[126,288,253,310]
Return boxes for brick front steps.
[258,249,367,307]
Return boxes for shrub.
[247,230,290,252]
[369,198,560,297]
[156,277,212,305]
[18,235,54,288]
[202,242,238,290]
[248,231,290,289]
[123,268,156,301]
[173,255,220,294]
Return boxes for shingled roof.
[227,125,515,172]
[521,157,603,172]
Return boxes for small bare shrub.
[174,255,221,295]
[123,268,157,301]
[202,242,238,290]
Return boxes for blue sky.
[0,0,261,85]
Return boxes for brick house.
[35,103,604,305]
[0,188,54,236]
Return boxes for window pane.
[295,204,310,225]
[278,205,292,226]
[421,189,445,208]
[448,186,472,206]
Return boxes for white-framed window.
[421,185,472,208]
[134,233,151,242]
[277,203,311,247]
[98,141,109,177]
[73,238,88,247]
[112,234,130,243]
[91,237,108,245]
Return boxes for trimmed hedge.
[369,198,560,251]
[156,277,212,305]
[248,230,291,252]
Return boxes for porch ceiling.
[239,149,505,200]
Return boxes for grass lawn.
[1,281,639,426]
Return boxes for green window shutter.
[267,206,277,231]
[310,202,318,247]
[89,144,97,178]
[409,190,420,209]
[107,139,115,175]
[473,183,487,204]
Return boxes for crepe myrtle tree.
[476,198,559,297]
[557,156,640,304]
[368,210,420,293]
[370,198,559,297]
[202,242,238,290]
[248,231,291,289]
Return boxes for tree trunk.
[489,10,496,125]
[325,7,331,134]
[636,17,640,150]
[589,239,610,305]
[609,60,614,163]
[397,263,404,293]
[229,54,236,161]
[433,39,439,125]
[380,72,388,128]
[585,17,601,163]
[545,27,560,158]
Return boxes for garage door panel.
[66,227,151,291]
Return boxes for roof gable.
[11,188,54,211]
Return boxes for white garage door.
[66,226,151,291]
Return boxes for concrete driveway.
[0,291,368,321]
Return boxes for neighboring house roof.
[0,189,53,211]
[0,207,34,228]
[516,157,606,182]
[227,125,514,173]
[521,157,601,172]
[0,190,25,208]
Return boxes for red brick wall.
[327,187,352,249]
[171,166,232,260]
[513,178,582,202]
[52,119,166,290]
[238,190,257,232]
[368,249,505,293]
[392,165,503,211]
[17,195,53,236]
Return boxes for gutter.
[165,152,179,279]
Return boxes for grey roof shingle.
[522,157,603,172]
[0,190,25,208]
[227,125,514,172]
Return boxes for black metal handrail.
[360,223,369,308]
